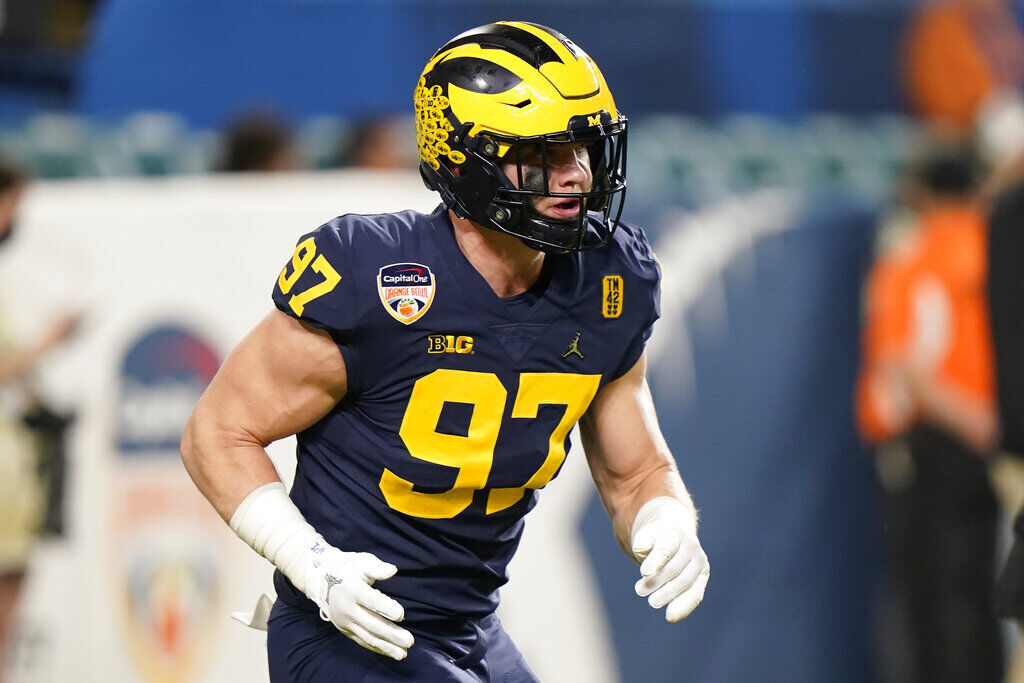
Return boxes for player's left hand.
[630,496,709,622]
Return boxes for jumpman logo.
[323,573,344,603]
[562,331,585,360]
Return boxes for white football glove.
[230,482,414,660]
[630,496,710,622]
[304,543,414,660]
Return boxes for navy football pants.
[267,598,540,682]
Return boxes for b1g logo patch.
[378,263,436,324]
[428,334,474,354]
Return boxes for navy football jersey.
[270,205,660,628]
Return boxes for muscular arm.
[579,352,695,554]
[181,308,347,521]
[580,351,708,622]
[182,309,414,658]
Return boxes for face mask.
[0,219,16,247]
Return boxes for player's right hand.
[304,543,415,660]
[226,482,414,659]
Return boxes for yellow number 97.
[380,370,600,519]
[278,236,342,316]
[380,370,506,519]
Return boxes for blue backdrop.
[77,0,909,127]
[580,194,881,681]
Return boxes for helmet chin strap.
[512,205,586,254]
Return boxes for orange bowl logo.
[398,298,417,317]
[377,263,435,324]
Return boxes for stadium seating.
[0,111,923,207]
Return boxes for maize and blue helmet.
[415,21,628,254]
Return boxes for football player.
[182,21,709,681]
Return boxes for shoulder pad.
[609,221,660,284]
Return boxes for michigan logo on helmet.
[415,21,627,254]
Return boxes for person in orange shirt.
[857,144,1002,683]
[859,199,997,451]
[904,0,1024,136]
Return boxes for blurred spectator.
[219,112,299,173]
[990,180,1024,683]
[0,1,60,47]
[857,142,1002,683]
[903,0,1024,171]
[989,181,1024,457]
[336,115,410,169]
[904,0,1024,134]
[0,156,78,674]
[0,0,99,48]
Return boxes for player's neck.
[449,210,546,298]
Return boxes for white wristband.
[630,496,698,541]
[229,481,323,594]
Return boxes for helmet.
[415,21,627,253]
